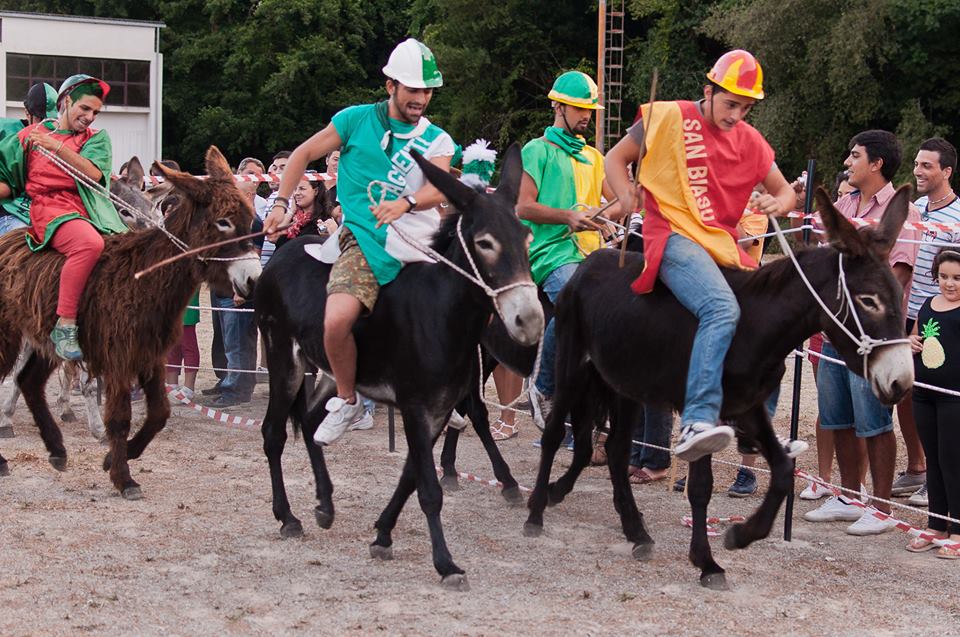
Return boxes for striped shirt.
[908,195,960,319]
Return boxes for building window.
[6,53,150,107]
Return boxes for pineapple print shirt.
[915,296,960,401]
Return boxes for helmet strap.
[558,104,578,136]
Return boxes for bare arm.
[371,154,452,226]
[516,172,602,231]
[264,124,342,236]
[0,182,10,200]
[27,128,102,183]
[753,164,796,217]
[604,133,644,219]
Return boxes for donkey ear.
[494,143,523,205]
[867,184,912,258]
[124,157,145,189]
[152,160,212,206]
[205,146,234,182]
[410,149,478,212]
[816,187,866,257]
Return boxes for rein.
[767,213,910,376]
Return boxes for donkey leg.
[687,456,727,590]
[0,341,32,438]
[402,407,467,589]
[725,411,793,550]
[0,450,8,476]
[546,403,595,506]
[467,396,522,505]
[524,396,570,536]
[57,363,78,423]
[123,365,170,462]
[0,380,19,439]
[17,352,67,470]
[606,400,654,560]
[438,420,461,492]
[370,452,418,560]
[101,379,140,499]
[77,367,106,441]
[297,373,337,530]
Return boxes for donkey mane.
[428,209,465,256]
[728,245,825,296]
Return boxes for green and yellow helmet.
[548,71,603,110]
[56,74,111,109]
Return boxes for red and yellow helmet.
[706,50,764,100]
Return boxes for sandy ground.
[1,328,959,636]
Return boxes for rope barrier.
[142,172,332,187]
[785,209,960,235]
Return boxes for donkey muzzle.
[499,286,544,347]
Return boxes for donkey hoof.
[48,456,67,472]
[280,520,303,539]
[501,486,523,507]
[700,572,729,591]
[314,506,334,530]
[369,544,393,561]
[523,522,543,538]
[439,475,460,492]
[0,461,9,476]
[61,411,77,423]
[122,485,144,501]
[101,453,113,472]
[546,484,565,507]
[0,425,14,438]
[631,541,655,561]
[440,573,470,592]
[723,526,742,551]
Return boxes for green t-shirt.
[521,137,585,285]
[331,103,455,285]
[0,118,30,224]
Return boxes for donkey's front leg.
[370,452,418,560]
[688,456,727,590]
[402,407,467,591]
[101,379,140,499]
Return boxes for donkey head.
[816,185,913,404]
[110,157,162,230]
[152,146,262,298]
[412,145,544,346]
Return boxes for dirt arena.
[1,333,958,636]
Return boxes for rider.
[0,74,127,360]
[263,38,456,445]
[519,70,616,431]
[0,82,58,234]
[605,50,796,462]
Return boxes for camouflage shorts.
[326,226,380,312]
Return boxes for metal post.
[388,405,396,453]
[784,159,816,542]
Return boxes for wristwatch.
[403,194,417,212]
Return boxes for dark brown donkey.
[0,147,261,498]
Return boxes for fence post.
[784,158,816,542]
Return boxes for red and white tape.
[681,515,747,537]
[142,172,332,186]
[166,386,261,431]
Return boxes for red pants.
[49,219,104,319]
[166,325,200,372]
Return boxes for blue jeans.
[0,214,27,234]
[658,233,740,426]
[212,293,257,399]
[630,404,674,469]
[535,262,581,397]
[817,342,892,438]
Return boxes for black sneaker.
[673,476,686,492]
[201,382,224,396]
[728,467,758,498]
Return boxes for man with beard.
[520,71,616,430]
[263,38,455,444]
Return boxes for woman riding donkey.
[605,50,796,462]
[264,38,457,442]
[0,74,127,361]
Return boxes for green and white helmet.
[382,38,443,89]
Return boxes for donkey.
[0,157,163,441]
[524,186,914,590]
[0,147,261,496]
[256,145,543,590]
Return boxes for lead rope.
[767,214,910,376]
[366,180,544,414]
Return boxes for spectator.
[898,138,960,506]
[274,174,337,249]
[324,150,342,224]
[165,289,200,398]
[804,130,921,535]
[907,248,960,558]
[260,151,291,268]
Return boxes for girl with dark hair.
[275,173,338,249]
[908,248,960,558]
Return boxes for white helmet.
[382,38,443,88]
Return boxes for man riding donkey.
[605,50,796,462]
[264,38,457,443]
[0,74,127,361]
[0,82,59,234]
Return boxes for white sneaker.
[908,483,928,507]
[846,507,896,536]
[313,396,365,445]
[803,495,862,522]
[347,410,374,431]
[779,436,809,459]
[799,479,832,500]
[674,422,734,462]
[528,384,552,432]
[447,410,469,431]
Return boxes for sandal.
[629,467,667,485]
[906,533,944,553]
[936,539,960,560]
[590,431,608,466]
[490,418,518,442]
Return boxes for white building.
[0,11,164,172]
